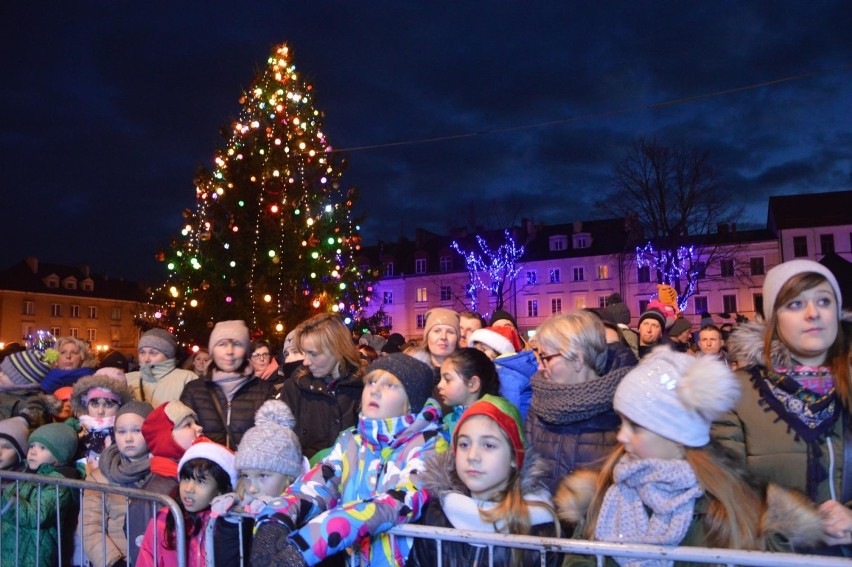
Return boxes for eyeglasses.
[250,353,270,360]
[538,352,562,365]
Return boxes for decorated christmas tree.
[148,43,370,345]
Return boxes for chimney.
[717,223,729,235]
[573,221,583,234]
[79,264,90,278]
[25,257,38,273]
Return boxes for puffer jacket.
[408,449,561,567]
[276,369,364,459]
[180,373,275,450]
[494,349,536,421]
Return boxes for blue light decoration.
[451,230,525,311]
[635,241,698,311]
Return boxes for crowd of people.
[0,258,849,566]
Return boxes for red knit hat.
[454,395,526,469]
[142,401,198,461]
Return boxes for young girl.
[410,395,561,567]
[252,353,444,566]
[0,416,29,471]
[70,369,134,472]
[468,326,536,420]
[137,438,240,567]
[82,400,154,567]
[556,348,825,563]
[437,348,500,440]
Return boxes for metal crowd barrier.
[0,470,185,567]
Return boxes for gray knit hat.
[235,400,302,478]
[0,416,30,460]
[138,328,177,359]
[116,400,154,421]
[606,294,632,326]
[365,353,435,414]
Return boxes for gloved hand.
[210,492,238,518]
[251,520,306,566]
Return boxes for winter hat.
[70,372,134,414]
[0,416,30,461]
[606,294,632,326]
[99,350,128,373]
[699,312,715,329]
[53,386,73,402]
[94,366,126,383]
[116,400,154,421]
[762,259,842,319]
[282,330,298,352]
[179,437,238,490]
[469,328,516,355]
[614,347,740,447]
[381,333,406,354]
[454,394,527,469]
[637,307,666,330]
[423,308,460,340]
[143,401,198,461]
[0,349,52,390]
[236,400,302,478]
[138,328,177,359]
[489,309,517,329]
[29,422,78,465]
[208,320,250,351]
[667,317,693,338]
[365,353,435,414]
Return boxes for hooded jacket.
[494,349,537,421]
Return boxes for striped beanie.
[0,350,52,391]
[454,394,526,469]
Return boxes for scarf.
[530,366,628,425]
[211,368,253,402]
[150,455,179,479]
[595,456,703,567]
[257,357,279,380]
[98,444,151,486]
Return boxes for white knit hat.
[468,328,515,355]
[762,259,842,319]
[614,347,740,447]
[208,320,250,351]
[178,437,238,490]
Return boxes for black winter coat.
[180,375,276,450]
[276,370,363,459]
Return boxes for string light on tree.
[635,242,699,311]
[451,230,525,312]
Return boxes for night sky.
[2,2,851,282]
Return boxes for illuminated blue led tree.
[451,230,525,311]
[635,242,699,311]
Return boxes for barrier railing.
[0,470,186,567]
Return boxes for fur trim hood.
[727,311,852,370]
[71,373,134,414]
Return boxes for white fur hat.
[762,259,842,318]
[614,347,740,447]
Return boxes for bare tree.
[600,138,743,311]
[451,230,525,312]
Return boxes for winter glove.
[251,517,305,565]
[210,492,238,518]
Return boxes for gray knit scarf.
[530,366,629,425]
[98,444,151,486]
[595,456,703,567]
[212,368,253,402]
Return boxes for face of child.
[27,441,58,469]
[180,471,221,513]
[55,399,73,421]
[698,330,723,355]
[193,352,211,374]
[283,346,305,364]
[437,360,479,408]
[300,335,338,378]
[138,347,169,365]
[239,469,291,500]
[616,415,684,460]
[87,397,120,418]
[57,342,84,370]
[115,413,148,461]
[427,324,458,361]
[0,439,20,470]
[212,339,247,373]
[172,416,203,450]
[362,370,410,419]
[454,415,514,501]
[472,342,500,360]
[776,281,838,366]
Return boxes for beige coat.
[125,367,197,408]
[82,467,131,567]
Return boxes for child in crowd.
[468,326,536,420]
[410,395,561,567]
[437,348,500,440]
[0,422,80,567]
[52,386,74,421]
[0,348,53,393]
[126,328,198,408]
[138,438,240,567]
[0,416,29,471]
[252,353,444,566]
[82,400,154,567]
[70,369,134,473]
[555,348,824,563]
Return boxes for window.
[720,259,735,278]
[82,281,93,291]
[574,295,587,309]
[50,326,61,336]
[440,256,452,272]
[111,328,121,345]
[416,314,426,329]
[415,258,426,274]
[440,286,452,301]
[597,265,609,280]
[549,235,567,251]
[47,279,58,288]
[821,234,835,255]
[549,268,561,284]
[793,236,808,258]
[385,262,394,277]
[572,267,585,282]
[23,300,34,316]
[526,271,538,285]
[111,307,121,321]
[598,296,608,308]
[64,279,76,290]
[637,266,650,283]
[695,261,706,280]
[69,328,79,338]
[416,287,428,302]
[551,298,562,315]
[87,329,97,342]
[382,315,393,328]
[573,234,590,249]
[50,304,62,317]
[383,291,393,304]
[749,257,765,276]
[88,306,97,319]
[70,305,80,318]
[638,299,649,314]
[753,293,764,317]
[527,299,539,318]
[723,294,738,314]
[694,296,708,315]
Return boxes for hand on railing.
[210,493,238,518]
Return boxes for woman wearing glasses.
[525,310,636,493]
[249,340,279,381]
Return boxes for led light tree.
[149,43,370,345]
[451,230,525,312]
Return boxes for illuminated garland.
[635,241,698,311]
[451,230,525,311]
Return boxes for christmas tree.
[148,43,371,345]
